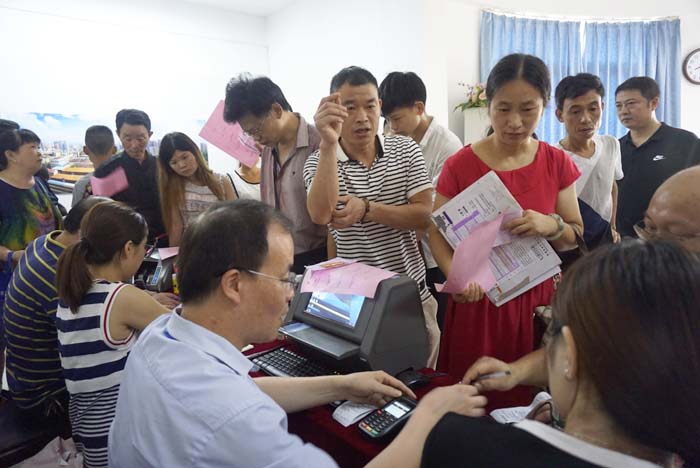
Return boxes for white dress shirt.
[108,311,338,468]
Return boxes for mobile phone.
[358,396,416,439]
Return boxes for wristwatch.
[545,214,565,241]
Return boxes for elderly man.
[462,166,700,395]
[108,200,486,468]
[304,66,440,368]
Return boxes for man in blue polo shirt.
[614,76,700,237]
[109,200,486,468]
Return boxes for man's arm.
[330,190,432,231]
[255,371,414,413]
[306,94,347,225]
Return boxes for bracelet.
[5,250,13,271]
[545,214,565,241]
[360,198,370,222]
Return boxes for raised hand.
[314,93,348,146]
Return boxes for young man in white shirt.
[379,71,462,329]
[555,73,623,245]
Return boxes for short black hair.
[0,129,41,171]
[555,73,605,111]
[379,71,427,116]
[223,74,292,124]
[63,196,111,233]
[330,66,378,93]
[85,125,115,156]
[115,109,151,133]
[177,199,293,304]
[0,119,19,132]
[615,76,660,101]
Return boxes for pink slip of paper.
[198,100,260,167]
[300,262,397,298]
[435,214,503,294]
[158,247,179,260]
[90,166,128,197]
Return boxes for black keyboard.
[251,347,339,378]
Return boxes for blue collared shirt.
[108,311,338,468]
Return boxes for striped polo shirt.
[304,135,432,300]
[56,280,134,468]
[3,231,66,409]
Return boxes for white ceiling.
[183,0,295,16]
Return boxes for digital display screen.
[385,401,410,418]
[304,292,365,328]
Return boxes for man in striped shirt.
[2,197,107,432]
[304,66,440,368]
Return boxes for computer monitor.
[283,275,429,374]
[304,292,365,329]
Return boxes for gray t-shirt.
[71,173,92,207]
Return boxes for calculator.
[358,396,417,438]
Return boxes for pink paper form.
[436,214,503,294]
[199,100,260,167]
[301,262,397,298]
[90,166,128,197]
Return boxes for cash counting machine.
[134,249,176,293]
[252,274,429,377]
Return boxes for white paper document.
[431,171,561,306]
[332,401,377,427]
[490,391,552,424]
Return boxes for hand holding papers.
[435,215,501,294]
[432,171,561,306]
[90,166,128,197]
[300,258,396,299]
[199,100,260,167]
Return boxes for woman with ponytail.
[56,201,169,468]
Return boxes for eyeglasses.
[525,400,564,429]
[242,113,270,138]
[633,220,700,243]
[219,267,301,290]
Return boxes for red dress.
[436,142,580,410]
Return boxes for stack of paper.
[432,171,561,306]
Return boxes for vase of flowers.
[455,82,491,144]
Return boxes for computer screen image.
[304,292,365,328]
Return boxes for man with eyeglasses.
[223,74,328,274]
[614,76,700,238]
[93,109,165,242]
[109,199,487,467]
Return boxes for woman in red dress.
[429,54,583,410]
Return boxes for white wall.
[445,0,700,140]
[266,0,452,129]
[0,0,269,172]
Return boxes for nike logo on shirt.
[652,155,666,161]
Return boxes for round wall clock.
[683,48,700,84]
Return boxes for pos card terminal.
[359,397,417,438]
[275,274,429,376]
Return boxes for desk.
[246,340,458,468]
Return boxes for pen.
[472,370,511,383]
